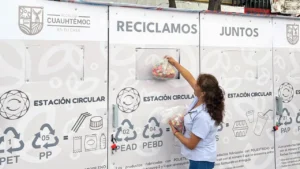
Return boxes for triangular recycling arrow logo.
[143,117,163,139]
[115,119,137,142]
[32,123,59,149]
[279,108,293,126]
[0,127,24,154]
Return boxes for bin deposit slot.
[25,44,84,82]
[135,48,180,80]
[221,50,269,80]
[0,42,25,85]
[288,52,300,78]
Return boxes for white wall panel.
[273,17,300,169]
[0,1,108,169]
[200,13,275,169]
[108,6,200,169]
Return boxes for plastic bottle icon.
[100,133,106,149]
[246,110,254,123]
[254,110,271,136]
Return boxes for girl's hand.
[165,55,178,66]
[169,120,178,134]
[165,54,196,90]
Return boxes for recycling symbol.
[278,82,294,103]
[32,123,59,149]
[116,87,141,113]
[142,117,163,139]
[0,90,30,120]
[115,119,137,142]
[0,127,24,154]
[279,108,293,126]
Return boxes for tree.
[208,0,222,11]
[168,0,177,8]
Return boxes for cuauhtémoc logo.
[18,5,91,35]
[19,6,44,35]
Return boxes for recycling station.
[0,0,300,169]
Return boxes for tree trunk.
[168,0,177,8]
[208,0,222,11]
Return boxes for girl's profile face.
[193,83,202,98]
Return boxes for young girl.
[166,56,225,169]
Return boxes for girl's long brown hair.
[197,74,225,126]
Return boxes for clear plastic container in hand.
[170,113,185,132]
[160,106,187,133]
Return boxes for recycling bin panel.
[108,6,199,169]
[273,18,300,169]
[0,1,108,169]
[200,13,275,169]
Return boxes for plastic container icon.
[254,112,269,136]
[232,120,248,137]
[246,110,254,123]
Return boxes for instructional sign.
[0,0,108,169]
[1,1,300,169]
[273,17,300,169]
[200,13,275,169]
[108,6,199,169]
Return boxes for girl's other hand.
[169,120,178,134]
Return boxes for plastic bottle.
[100,133,106,149]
